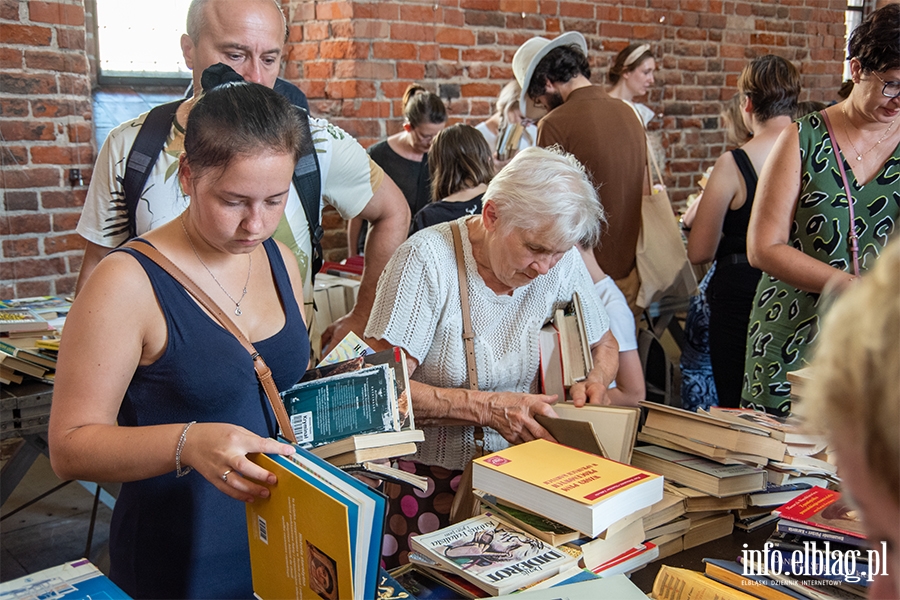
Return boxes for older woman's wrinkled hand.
[181,422,296,503]
[482,391,559,444]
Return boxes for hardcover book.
[0,308,51,334]
[409,513,576,596]
[472,439,663,538]
[246,446,386,600]
[539,293,593,396]
[550,403,640,464]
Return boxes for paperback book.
[409,513,576,596]
[774,487,866,539]
[472,439,663,538]
[631,445,767,497]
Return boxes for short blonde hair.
[803,241,900,502]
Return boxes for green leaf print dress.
[741,111,900,416]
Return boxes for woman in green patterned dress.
[742,3,900,416]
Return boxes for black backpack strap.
[122,98,186,241]
[293,107,324,283]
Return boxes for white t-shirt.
[624,100,655,128]
[366,217,610,470]
[594,276,638,352]
[77,111,381,303]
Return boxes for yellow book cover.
[247,453,355,600]
[474,439,657,505]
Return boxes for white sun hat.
[512,31,588,120]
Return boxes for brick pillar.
[1,0,93,298]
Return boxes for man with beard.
[513,33,647,314]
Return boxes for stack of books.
[403,438,664,596]
[0,296,68,385]
[633,401,839,541]
[669,489,873,600]
[279,335,424,484]
[471,440,664,578]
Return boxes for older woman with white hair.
[367,146,618,567]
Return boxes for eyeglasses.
[871,72,900,99]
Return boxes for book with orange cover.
[471,439,663,538]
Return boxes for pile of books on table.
[630,401,837,549]
[648,487,871,600]
[279,333,425,486]
[0,296,69,385]
[401,437,664,597]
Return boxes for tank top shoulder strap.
[730,148,759,211]
[260,237,302,320]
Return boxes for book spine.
[776,522,868,549]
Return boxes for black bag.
[121,79,325,282]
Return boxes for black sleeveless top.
[715,148,758,261]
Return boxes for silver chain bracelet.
[175,421,197,477]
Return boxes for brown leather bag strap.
[124,240,298,444]
[449,220,484,456]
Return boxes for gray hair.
[485,146,604,248]
[187,0,288,44]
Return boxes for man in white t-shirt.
[75,0,409,350]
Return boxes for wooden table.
[1,381,53,506]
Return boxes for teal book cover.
[281,363,398,447]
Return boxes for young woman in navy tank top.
[49,69,310,599]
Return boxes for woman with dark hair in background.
[410,124,494,235]
[350,84,447,253]
[48,69,309,598]
[744,3,900,415]
[608,42,657,126]
[687,55,800,407]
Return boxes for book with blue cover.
[0,559,129,599]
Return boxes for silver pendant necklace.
[180,214,251,316]
[841,103,898,162]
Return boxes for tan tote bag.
[635,142,698,308]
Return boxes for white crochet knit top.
[366,217,610,470]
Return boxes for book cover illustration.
[411,514,574,596]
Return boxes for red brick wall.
[283,0,848,208]
[1,0,93,298]
[0,0,865,291]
